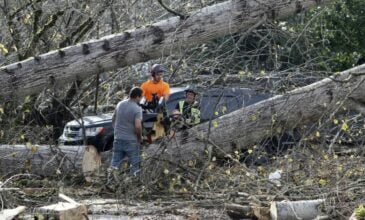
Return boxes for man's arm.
[112,110,116,128]
[135,108,143,143]
[163,93,170,101]
[163,83,170,101]
[134,118,142,143]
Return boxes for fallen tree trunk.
[0,144,113,177]
[142,63,365,179]
[1,64,364,177]
[270,199,325,220]
[0,145,87,176]
[0,144,111,176]
[0,0,329,101]
[174,64,365,149]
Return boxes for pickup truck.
[58,87,272,151]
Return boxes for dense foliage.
[301,0,365,71]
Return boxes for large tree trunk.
[151,63,365,156]
[0,145,86,176]
[141,63,365,179]
[0,0,330,101]
[1,64,364,177]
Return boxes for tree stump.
[270,199,324,220]
[82,145,102,182]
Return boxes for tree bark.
[0,0,330,101]
[1,64,364,177]
[270,199,325,220]
[0,144,112,176]
[82,145,102,182]
[0,145,86,176]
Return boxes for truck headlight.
[85,127,105,136]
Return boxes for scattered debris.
[0,206,26,220]
[268,169,282,186]
[37,194,87,220]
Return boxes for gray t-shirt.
[114,99,142,141]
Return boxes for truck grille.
[68,126,80,131]
[64,126,82,138]
[65,133,78,138]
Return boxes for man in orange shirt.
[140,64,170,109]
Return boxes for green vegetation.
[297,0,365,71]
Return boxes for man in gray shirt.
[110,87,143,176]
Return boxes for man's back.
[114,99,142,141]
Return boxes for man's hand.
[164,93,170,101]
[185,118,192,124]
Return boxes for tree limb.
[157,0,188,20]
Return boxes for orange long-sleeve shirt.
[140,80,170,102]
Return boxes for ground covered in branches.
[1,141,364,219]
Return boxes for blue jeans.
[111,139,140,175]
